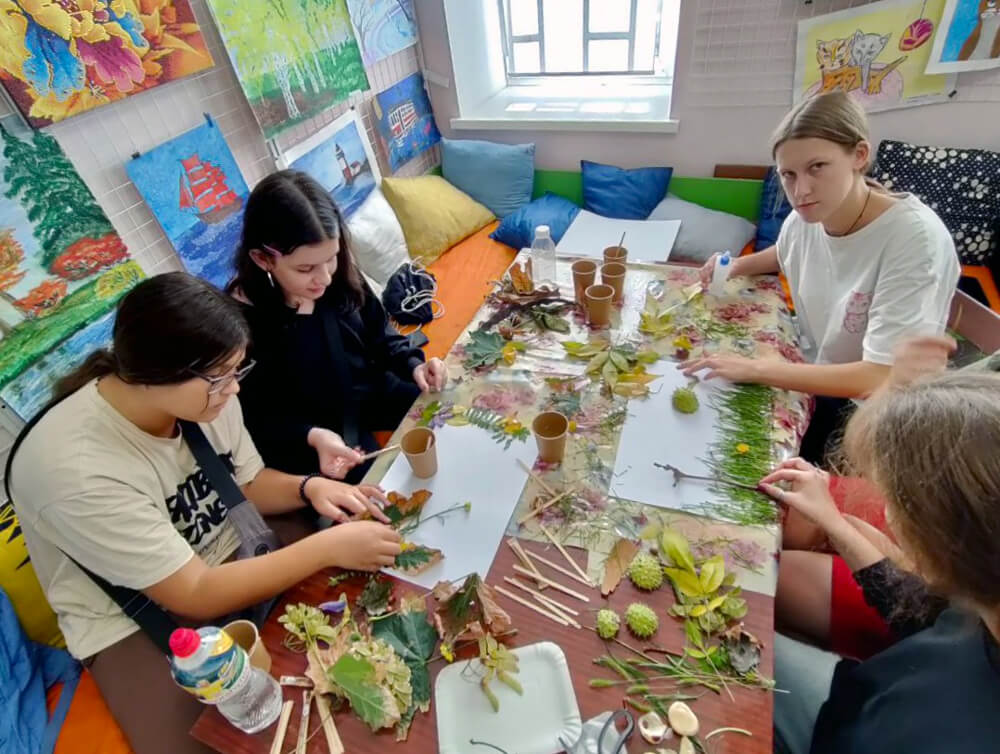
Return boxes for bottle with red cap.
[169,626,282,734]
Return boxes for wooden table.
[193,258,806,754]
[192,539,774,754]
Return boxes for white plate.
[435,641,582,754]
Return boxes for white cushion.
[346,188,409,286]
[647,194,756,263]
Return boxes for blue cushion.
[490,192,581,249]
[440,138,535,218]
[755,166,794,251]
[581,160,672,220]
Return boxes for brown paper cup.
[401,427,437,478]
[600,262,626,303]
[603,246,628,264]
[223,619,271,674]
[585,283,614,326]
[532,411,568,463]
[571,259,597,303]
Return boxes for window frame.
[497,0,666,79]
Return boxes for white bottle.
[708,251,732,297]
[530,225,557,285]
[169,626,282,734]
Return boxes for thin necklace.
[831,186,872,237]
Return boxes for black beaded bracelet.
[299,473,322,504]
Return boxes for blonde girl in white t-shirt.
[682,90,959,464]
[8,273,402,753]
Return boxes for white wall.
[415,0,1000,175]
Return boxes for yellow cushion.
[1,500,65,647]
[381,175,495,265]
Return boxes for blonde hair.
[842,372,1000,607]
[770,91,873,171]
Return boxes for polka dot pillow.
[872,140,1000,266]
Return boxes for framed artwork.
[0,115,144,419]
[205,0,370,139]
[0,1,213,128]
[346,0,418,65]
[794,0,956,112]
[278,109,380,218]
[926,0,1000,73]
[373,72,441,172]
[127,120,249,289]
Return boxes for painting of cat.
[850,29,890,94]
[816,37,852,69]
[959,0,1000,60]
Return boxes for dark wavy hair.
[54,272,250,399]
[227,170,364,313]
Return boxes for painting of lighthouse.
[277,109,380,218]
[127,120,250,288]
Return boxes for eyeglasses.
[192,359,256,395]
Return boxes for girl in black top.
[764,368,1000,754]
[229,171,446,482]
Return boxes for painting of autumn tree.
[0,116,144,417]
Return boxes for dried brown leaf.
[601,538,641,596]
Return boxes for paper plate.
[434,641,582,754]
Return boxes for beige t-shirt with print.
[10,379,265,659]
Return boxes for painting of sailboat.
[277,109,380,218]
[127,121,250,288]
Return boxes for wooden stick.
[279,675,313,687]
[517,489,572,524]
[516,458,558,497]
[502,576,582,624]
[537,522,593,585]
[533,595,581,629]
[512,564,590,602]
[525,549,596,588]
[506,538,545,588]
[494,585,570,627]
[358,443,400,462]
[269,700,294,754]
[314,692,345,754]
[296,690,312,754]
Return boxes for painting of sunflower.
[0,0,214,128]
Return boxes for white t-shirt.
[777,193,960,366]
[10,380,265,659]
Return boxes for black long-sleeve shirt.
[236,292,423,475]
[811,559,1000,753]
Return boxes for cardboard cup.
[401,427,437,478]
[223,619,271,674]
[532,411,568,463]
[571,259,598,303]
[603,246,628,264]
[585,283,614,326]
[600,261,627,303]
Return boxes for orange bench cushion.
[50,671,132,754]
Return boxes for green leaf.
[686,648,707,659]
[417,400,442,427]
[720,597,748,620]
[660,528,696,573]
[689,604,707,617]
[602,359,619,387]
[608,350,629,372]
[586,351,609,374]
[356,577,393,617]
[684,618,703,647]
[371,609,438,708]
[463,330,509,369]
[328,654,387,730]
[665,567,704,598]
[394,545,442,574]
[707,595,726,611]
[699,555,726,594]
[636,349,661,364]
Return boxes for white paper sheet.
[379,423,536,588]
[556,209,681,263]
[611,368,737,515]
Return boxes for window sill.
[450,81,678,134]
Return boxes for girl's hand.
[698,253,720,289]
[308,428,363,479]
[679,353,761,382]
[758,458,842,533]
[413,358,447,392]
[324,521,401,571]
[304,477,390,524]
[889,335,955,387]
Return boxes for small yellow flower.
[440,642,454,662]
[502,416,523,433]
[673,334,693,350]
[736,443,750,454]
[399,541,415,551]
[568,420,578,433]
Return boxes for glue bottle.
[708,251,732,297]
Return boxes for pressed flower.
[735,443,750,454]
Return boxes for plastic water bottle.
[530,225,557,285]
[708,250,732,297]
[169,626,282,734]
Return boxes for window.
[499,0,668,77]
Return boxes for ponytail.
[54,348,117,400]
